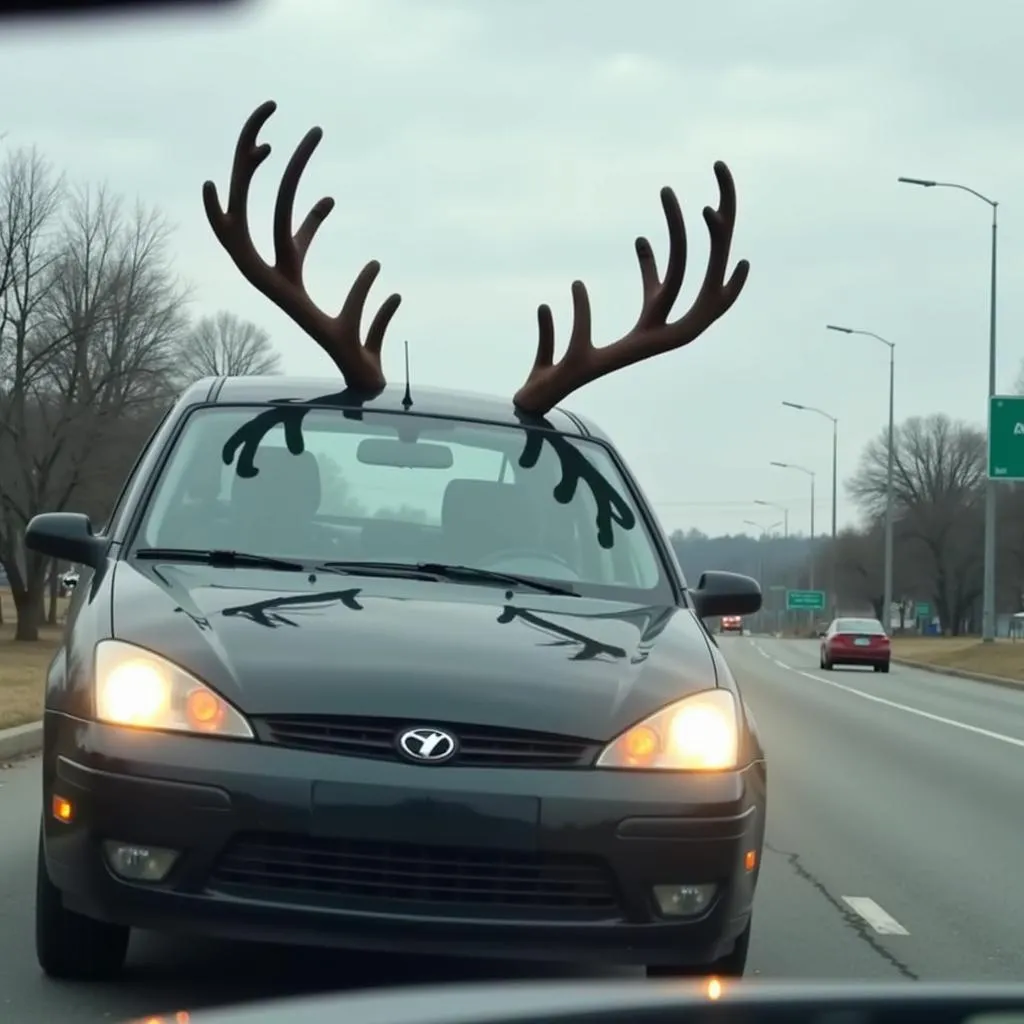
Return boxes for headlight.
[596,689,739,771]
[94,640,253,739]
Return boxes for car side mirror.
[690,570,762,619]
[25,513,106,569]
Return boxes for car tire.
[875,662,890,674]
[646,919,751,979]
[36,827,130,980]
[822,658,833,670]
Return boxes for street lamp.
[827,324,895,634]
[743,519,783,539]
[897,176,999,642]
[754,499,789,538]
[744,519,783,634]
[782,401,838,614]
[770,461,816,587]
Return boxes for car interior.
[142,431,660,591]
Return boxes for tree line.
[0,145,282,639]
[672,411,1024,636]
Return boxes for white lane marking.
[842,897,910,935]
[791,667,1024,750]
[772,659,788,669]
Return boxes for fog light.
[103,841,178,882]
[652,882,717,918]
[51,795,74,824]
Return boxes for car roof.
[179,377,613,441]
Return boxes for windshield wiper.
[417,563,579,596]
[134,548,308,572]
[321,560,578,596]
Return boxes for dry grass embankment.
[891,636,1024,682]
[0,588,67,730]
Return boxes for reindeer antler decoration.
[203,101,401,392]
[514,163,749,415]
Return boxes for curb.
[0,720,42,762]
[892,658,1024,693]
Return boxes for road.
[2,635,1023,1020]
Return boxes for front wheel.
[36,827,130,980]
[646,919,751,979]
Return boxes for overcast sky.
[3,0,1021,538]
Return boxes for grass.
[891,636,1024,682]
[0,588,67,730]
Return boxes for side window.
[100,407,173,537]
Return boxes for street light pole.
[744,519,783,634]
[782,402,838,615]
[897,176,999,641]
[754,499,789,538]
[770,461,816,586]
[827,325,896,633]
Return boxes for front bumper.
[42,713,766,968]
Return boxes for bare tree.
[847,414,986,634]
[0,178,187,639]
[0,147,64,638]
[178,310,280,381]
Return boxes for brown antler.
[513,161,749,414]
[202,100,400,391]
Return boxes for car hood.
[110,562,720,741]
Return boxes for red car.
[819,617,890,672]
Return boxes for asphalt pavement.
[2,635,1022,1021]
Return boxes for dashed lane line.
[841,897,910,936]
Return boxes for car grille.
[207,832,622,920]
[253,715,598,768]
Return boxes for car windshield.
[132,405,671,601]
[835,618,885,634]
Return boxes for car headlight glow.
[596,689,739,771]
[94,640,254,739]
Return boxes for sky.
[3,0,1021,539]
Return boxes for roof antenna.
[401,339,413,410]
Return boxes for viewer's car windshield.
[133,405,670,599]
[835,618,885,634]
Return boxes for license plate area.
[854,638,871,646]
[311,782,541,851]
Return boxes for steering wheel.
[478,548,578,573]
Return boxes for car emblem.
[397,727,458,764]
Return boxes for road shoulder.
[0,721,42,762]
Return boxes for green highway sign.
[915,601,931,618]
[988,395,1024,480]
[786,589,826,611]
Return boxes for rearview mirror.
[690,570,762,619]
[357,438,454,470]
[25,513,106,569]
